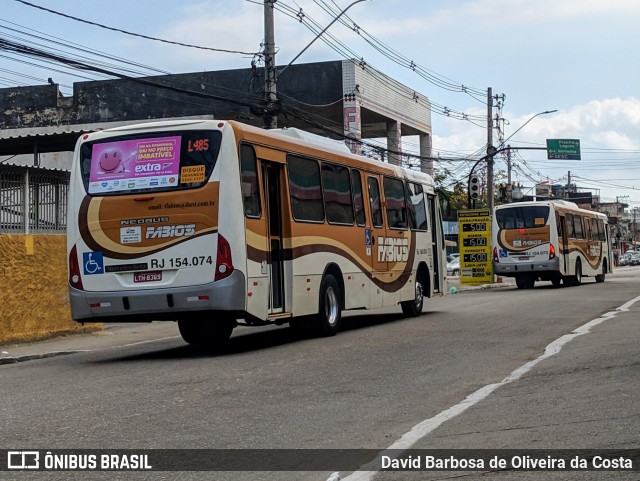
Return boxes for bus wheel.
[401,276,424,317]
[565,259,582,286]
[178,314,235,349]
[316,274,341,336]
[515,275,535,289]
[595,263,607,283]
[570,259,582,286]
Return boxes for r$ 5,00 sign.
[457,209,492,285]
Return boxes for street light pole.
[497,109,558,204]
[467,146,549,208]
[502,109,558,145]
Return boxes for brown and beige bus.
[67,119,446,347]
[492,200,612,289]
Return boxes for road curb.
[0,350,86,365]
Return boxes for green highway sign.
[546,139,581,160]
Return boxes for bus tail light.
[549,243,556,260]
[493,246,499,263]
[215,234,234,281]
[69,244,84,290]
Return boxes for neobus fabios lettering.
[67,119,447,347]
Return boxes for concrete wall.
[0,234,94,344]
[0,61,345,130]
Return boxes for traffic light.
[469,174,480,200]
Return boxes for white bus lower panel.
[69,270,246,322]
[493,257,560,276]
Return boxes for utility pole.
[486,87,494,211]
[263,0,278,129]
[506,145,512,203]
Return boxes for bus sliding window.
[322,163,354,225]
[383,176,408,230]
[240,144,261,218]
[287,155,324,223]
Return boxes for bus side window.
[240,143,261,218]
[383,176,408,230]
[406,182,428,231]
[368,177,383,228]
[574,215,584,239]
[590,218,599,241]
[556,213,563,237]
[566,213,575,238]
[322,163,354,225]
[287,155,324,223]
[351,169,366,226]
[597,219,605,241]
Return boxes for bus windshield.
[496,205,550,229]
[80,130,222,195]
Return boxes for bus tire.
[595,262,607,283]
[178,314,235,349]
[316,274,342,336]
[401,275,424,317]
[566,259,582,286]
[515,275,535,289]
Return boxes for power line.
[0,37,265,109]
[316,0,486,96]
[272,0,487,124]
[13,0,259,56]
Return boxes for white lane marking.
[340,294,640,481]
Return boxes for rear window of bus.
[496,206,550,229]
[80,130,222,195]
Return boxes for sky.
[2,0,640,208]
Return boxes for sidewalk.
[0,321,180,365]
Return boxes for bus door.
[367,175,388,308]
[559,214,570,274]
[262,162,285,314]
[428,194,444,293]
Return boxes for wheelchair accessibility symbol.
[83,251,104,275]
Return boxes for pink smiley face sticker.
[99,148,123,172]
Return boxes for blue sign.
[83,251,104,275]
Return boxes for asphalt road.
[2,268,640,481]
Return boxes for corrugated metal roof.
[0,115,216,156]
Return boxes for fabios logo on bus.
[377,237,409,263]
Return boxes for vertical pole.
[506,145,512,203]
[23,169,30,234]
[486,87,494,211]
[264,0,277,129]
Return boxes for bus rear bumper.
[69,270,246,322]
[493,257,560,276]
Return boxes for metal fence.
[0,167,70,234]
